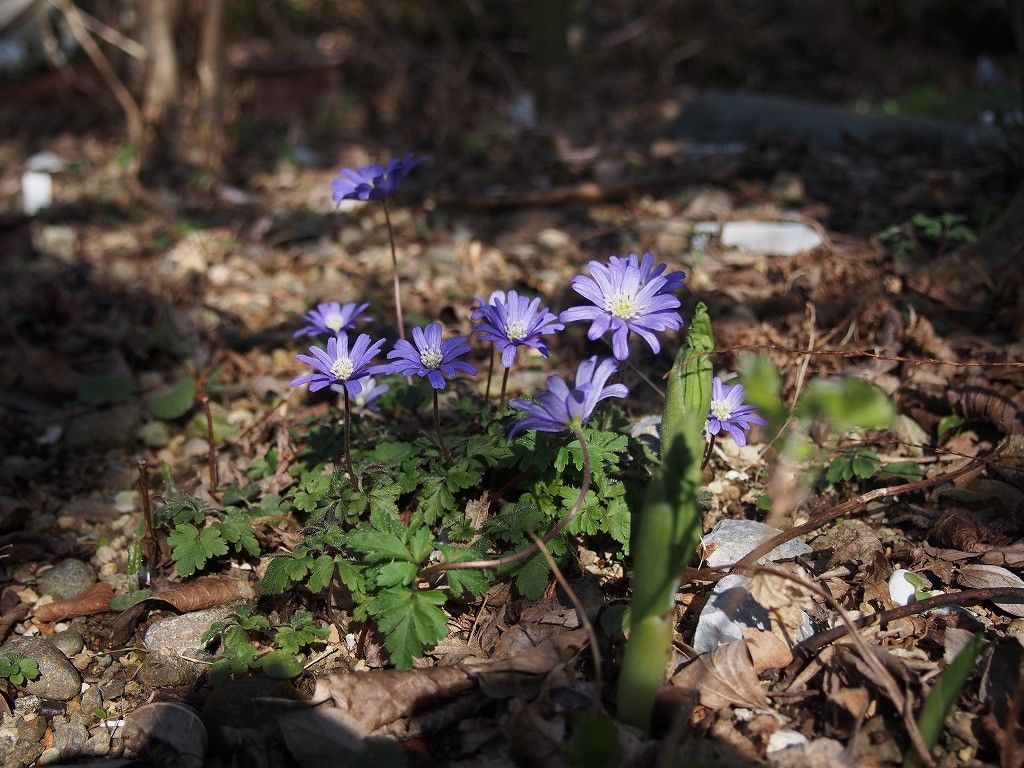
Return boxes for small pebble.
[37,559,97,600]
[99,562,118,576]
[93,546,117,566]
[72,652,92,671]
[57,516,77,530]
[14,696,42,715]
[80,687,102,716]
[51,629,85,658]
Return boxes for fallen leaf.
[743,628,794,673]
[671,636,771,710]
[150,576,253,613]
[34,582,113,623]
[957,564,1024,617]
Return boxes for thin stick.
[342,389,355,480]
[421,427,590,575]
[484,345,496,402]
[137,460,157,584]
[381,200,405,340]
[433,390,452,462]
[498,367,511,412]
[601,338,665,397]
[681,443,1005,585]
[528,531,603,692]
[749,564,936,768]
[701,434,716,469]
[795,586,1024,656]
[55,0,144,156]
[199,394,219,500]
[712,342,1024,369]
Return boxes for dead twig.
[528,532,602,693]
[795,586,1024,656]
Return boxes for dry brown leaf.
[671,637,770,710]
[830,685,870,718]
[306,666,474,736]
[744,628,794,673]
[301,629,587,739]
[980,540,1024,568]
[34,581,113,623]
[957,563,1024,617]
[748,565,814,645]
[150,576,253,613]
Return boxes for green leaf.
[851,450,880,479]
[440,546,491,598]
[259,650,304,679]
[904,633,984,768]
[877,461,924,482]
[78,375,136,407]
[307,554,336,594]
[148,378,197,420]
[513,552,551,601]
[416,477,456,524]
[826,456,852,485]
[216,510,260,558]
[376,561,418,588]
[259,554,311,594]
[347,528,410,563]
[167,524,229,578]
[367,588,449,668]
[797,377,895,432]
[110,589,152,612]
[937,414,965,439]
[739,354,785,432]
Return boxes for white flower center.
[420,348,443,369]
[506,320,528,341]
[604,292,641,320]
[330,357,355,380]
[324,312,345,332]
[710,400,733,421]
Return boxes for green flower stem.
[342,389,355,480]
[498,367,511,412]
[381,199,405,341]
[617,303,713,731]
[433,389,452,462]
[421,426,590,576]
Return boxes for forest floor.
[1,8,1024,766]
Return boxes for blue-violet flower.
[330,155,423,203]
[509,356,628,436]
[705,376,767,446]
[291,333,387,397]
[337,376,389,411]
[294,301,371,338]
[470,290,508,321]
[475,290,564,368]
[559,254,683,360]
[382,322,476,390]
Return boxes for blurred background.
[1,0,1020,234]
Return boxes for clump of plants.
[148,156,904,734]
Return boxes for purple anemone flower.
[705,377,767,447]
[470,290,508,322]
[509,357,628,436]
[559,254,684,360]
[291,333,387,397]
[330,155,423,203]
[294,301,371,338]
[336,376,389,411]
[381,322,477,390]
[608,252,686,295]
[475,290,564,368]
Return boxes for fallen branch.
[794,586,1024,656]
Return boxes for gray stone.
[79,686,101,717]
[52,720,88,757]
[85,727,111,755]
[98,679,124,701]
[17,714,46,744]
[0,637,81,701]
[51,629,84,659]
[13,696,40,715]
[37,560,96,600]
[65,405,140,452]
[137,654,204,688]
[36,746,61,765]
[143,606,233,656]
